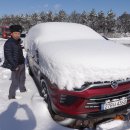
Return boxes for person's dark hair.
[9,25,23,33]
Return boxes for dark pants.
[9,64,26,98]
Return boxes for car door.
[32,50,41,82]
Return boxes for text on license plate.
[101,97,127,110]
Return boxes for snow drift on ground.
[24,22,130,90]
[109,37,130,45]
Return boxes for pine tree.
[106,10,116,33]
[87,9,97,31]
[117,12,130,33]
[97,11,106,33]
[57,10,68,22]
[69,11,80,23]
[79,11,89,25]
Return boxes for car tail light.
[60,94,78,105]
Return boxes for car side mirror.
[102,36,109,40]
[21,34,26,38]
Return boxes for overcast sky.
[0,0,130,16]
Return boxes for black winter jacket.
[2,37,25,71]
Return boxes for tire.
[40,79,48,98]
[41,79,56,117]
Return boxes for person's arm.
[4,43,17,70]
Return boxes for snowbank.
[109,37,130,45]
[24,22,130,90]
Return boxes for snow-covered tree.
[97,11,106,33]
[69,11,80,23]
[0,10,130,36]
[30,13,41,25]
[40,11,47,22]
[87,9,98,31]
[79,11,89,25]
[117,12,130,33]
[106,10,116,33]
[57,10,68,22]
[46,11,54,22]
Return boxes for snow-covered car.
[24,22,130,128]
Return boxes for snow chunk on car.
[24,22,130,90]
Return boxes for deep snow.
[24,23,130,90]
[0,37,130,130]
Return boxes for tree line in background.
[0,9,130,37]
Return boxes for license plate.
[101,97,127,110]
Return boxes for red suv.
[25,22,130,129]
[0,26,10,39]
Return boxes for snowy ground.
[109,37,130,46]
[0,38,130,130]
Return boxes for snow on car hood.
[37,39,130,90]
[24,23,130,90]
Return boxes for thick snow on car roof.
[25,22,103,43]
[25,22,130,90]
